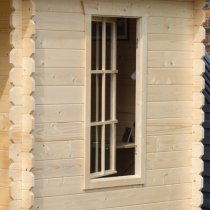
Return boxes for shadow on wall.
[0,1,13,209]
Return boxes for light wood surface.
[32,183,192,210]
[8,0,36,209]
[192,0,205,209]
[0,0,202,209]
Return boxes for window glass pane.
[115,18,136,177]
[90,125,102,173]
[106,22,112,70]
[105,124,111,171]
[91,21,102,70]
[91,74,102,122]
[105,74,111,121]
[116,147,135,176]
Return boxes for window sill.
[84,175,144,190]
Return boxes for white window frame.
[90,17,117,179]
[84,15,147,190]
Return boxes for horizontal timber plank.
[35,0,83,13]
[147,118,192,136]
[148,68,192,85]
[32,183,191,210]
[35,104,84,123]
[34,166,191,198]
[35,30,85,49]
[147,134,192,153]
[34,122,84,141]
[147,101,192,118]
[35,68,84,86]
[33,158,83,179]
[34,86,84,105]
[146,167,191,187]
[144,1,193,18]
[148,51,193,68]
[148,85,192,102]
[35,12,84,31]
[35,49,85,68]
[147,151,191,170]
[34,140,83,160]
[99,199,191,210]
[34,176,83,197]
[148,34,193,51]
[83,1,148,16]
[148,17,193,35]
[84,0,193,18]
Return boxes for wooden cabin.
[0,0,206,209]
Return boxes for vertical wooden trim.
[192,0,205,209]
[101,73,106,174]
[84,14,92,189]
[110,21,117,171]
[102,20,106,71]
[96,22,100,70]
[101,20,106,174]
[135,17,147,183]
[85,15,147,189]
[95,75,99,172]
[95,22,100,172]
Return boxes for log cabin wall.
[32,0,204,209]
[9,0,35,209]
[193,1,205,209]
[0,0,12,209]
[203,3,210,208]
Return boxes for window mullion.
[101,72,106,174]
[95,75,99,172]
[102,20,106,71]
[101,20,106,175]
[110,21,117,171]
[95,22,100,173]
[91,70,118,74]
[111,21,117,73]
[111,21,117,120]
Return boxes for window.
[90,18,117,179]
[85,16,147,189]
